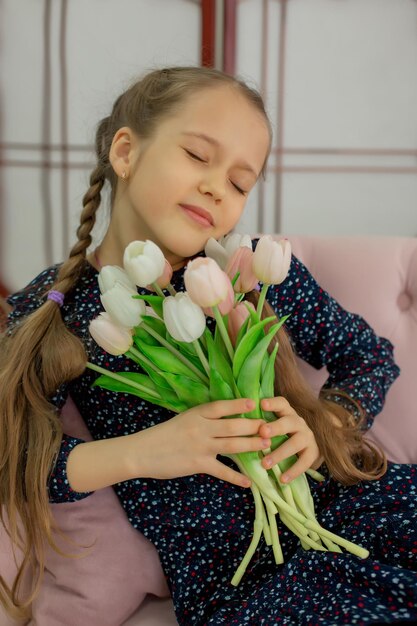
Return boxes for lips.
[180,204,214,227]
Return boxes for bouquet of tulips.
[87,234,369,585]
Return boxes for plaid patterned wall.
[1,0,416,297]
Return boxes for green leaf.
[233,314,291,382]
[270,433,289,452]
[260,343,278,400]
[209,368,235,401]
[246,302,260,327]
[161,372,210,407]
[234,315,250,349]
[134,358,175,392]
[92,372,187,412]
[214,318,231,364]
[140,314,166,337]
[232,315,276,380]
[132,295,163,318]
[168,337,207,373]
[205,331,236,391]
[236,322,282,417]
[133,327,160,347]
[135,343,202,382]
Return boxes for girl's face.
[110,85,270,269]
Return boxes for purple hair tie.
[47,290,65,307]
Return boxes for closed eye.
[231,181,247,195]
[184,149,206,163]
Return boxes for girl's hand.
[131,398,271,488]
[258,396,321,483]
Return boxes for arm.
[65,397,274,494]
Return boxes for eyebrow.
[181,131,258,177]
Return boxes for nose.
[198,171,226,203]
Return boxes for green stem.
[151,283,165,298]
[256,283,270,317]
[213,305,234,362]
[231,482,264,586]
[141,321,208,384]
[192,339,210,376]
[166,283,177,296]
[306,468,326,482]
[263,495,284,564]
[86,362,160,399]
[304,520,369,559]
[127,347,160,373]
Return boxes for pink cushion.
[285,235,417,464]
[0,396,169,626]
[2,234,415,626]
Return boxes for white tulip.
[252,236,292,285]
[100,282,145,328]
[205,233,252,270]
[98,265,136,294]
[123,240,166,288]
[163,293,206,343]
[221,233,252,257]
[89,313,133,356]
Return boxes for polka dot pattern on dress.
[7,248,416,625]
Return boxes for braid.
[0,66,273,620]
[0,163,106,620]
[53,165,106,296]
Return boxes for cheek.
[222,199,246,232]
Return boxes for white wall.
[1,0,416,292]
[236,0,417,238]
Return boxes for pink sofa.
[1,235,416,626]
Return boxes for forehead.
[159,85,271,172]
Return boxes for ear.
[109,127,139,179]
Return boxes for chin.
[168,234,209,259]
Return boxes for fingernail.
[263,425,272,436]
[264,457,272,468]
[262,400,270,409]
[261,439,270,447]
[281,474,290,483]
[245,399,254,409]
[243,478,251,487]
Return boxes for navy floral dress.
[7,253,417,625]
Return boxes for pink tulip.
[252,236,291,285]
[146,259,173,291]
[227,301,256,346]
[184,257,234,315]
[89,312,133,356]
[225,247,258,293]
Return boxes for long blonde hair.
[0,66,271,621]
[0,67,386,620]
[246,291,387,485]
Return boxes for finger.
[215,435,271,456]
[207,459,251,489]
[261,396,293,416]
[260,415,305,438]
[212,417,267,438]
[261,433,307,467]
[201,398,255,420]
[278,452,315,484]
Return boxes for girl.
[1,66,416,625]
